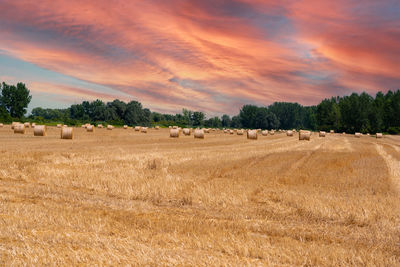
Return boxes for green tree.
[221,114,231,128]
[268,102,303,129]
[204,116,222,128]
[192,111,205,127]
[0,106,12,122]
[231,115,242,128]
[239,105,258,128]
[0,82,32,118]
[317,97,341,131]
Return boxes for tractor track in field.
[376,144,400,193]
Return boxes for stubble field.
[0,126,399,266]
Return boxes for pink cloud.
[0,0,398,116]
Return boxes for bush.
[0,106,12,123]
[387,127,400,135]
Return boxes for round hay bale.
[299,130,311,141]
[223,129,228,134]
[355,132,361,138]
[11,122,19,129]
[330,130,334,134]
[247,130,258,140]
[141,127,148,133]
[194,129,205,139]
[34,125,46,136]
[203,128,210,133]
[261,130,268,136]
[229,130,234,134]
[183,128,191,136]
[342,132,346,135]
[14,124,25,134]
[24,122,30,128]
[134,126,141,131]
[0,123,3,128]
[319,131,326,137]
[123,125,128,129]
[169,126,172,129]
[367,133,370,136]
[56,124,62,128]
[376,133,383,139]
[237,129,244,135]
[286,130,294,136]
[81,124,86,128]
[173,126,178,129]
[86,125,95,132]
[270,130,275,135]
[170,128,179,138]
[107,125,114,130]
[31,123,36,128]
[97,124,104,128]
[63,125,68,128]
[155,126,160,130]
[61,127,73,139]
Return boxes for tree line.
[1,81,399,134]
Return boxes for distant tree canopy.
[0,82,32,118]
[1,81,399,134]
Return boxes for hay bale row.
[183,128,191,136]
[86,125,95,132]
[14,124,25,134]
[170,128,179,138]
[299,130,311,141]
[61,127,73,139]
[34,125,46,136]
[247,130,257,140]
[194,129,204,139]
[11,122,19,129]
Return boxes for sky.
[0,0,399,116]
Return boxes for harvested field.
[0,126,399,266]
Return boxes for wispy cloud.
[0,0,398,116]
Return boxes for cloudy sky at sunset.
[0,0,399,116]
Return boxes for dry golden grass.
[0,125,399,266]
